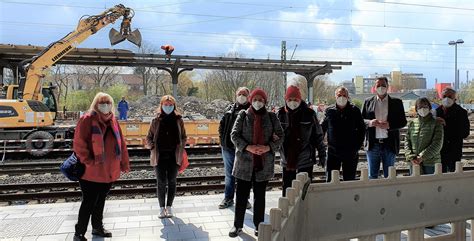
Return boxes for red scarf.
[249,107,266,171]
[90,111,122,163]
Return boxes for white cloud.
[316,18,337,37]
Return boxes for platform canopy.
[0,44,352,102]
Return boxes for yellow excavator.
[0,4,141,156]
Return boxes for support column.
[171,73,178,98]
[158,59,193,99]
[295,64,332,105]
[307,77,314,104]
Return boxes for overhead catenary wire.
[3,20,474,50]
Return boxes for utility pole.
[281,40,287,89]
[467,70,469,85]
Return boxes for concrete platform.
[0,191,282,241]
[0,191,471,241]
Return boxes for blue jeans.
[222,147,236,200]
[409,164,435,175]
[367,143,396,179]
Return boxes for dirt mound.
[128,95,231,120]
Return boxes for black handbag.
[60,153,85,181]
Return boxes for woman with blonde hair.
[73,92,130,241]
[146,95,187,218]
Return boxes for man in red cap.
[276,85,326,196]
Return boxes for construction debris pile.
[128,95,232,120]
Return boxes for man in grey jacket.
[277,85,326,196]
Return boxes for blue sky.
[1,0,474,88]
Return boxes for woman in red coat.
[73,92,130,241]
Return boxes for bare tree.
[150,68,169,95]
[250,71,285,107]
[50,65,72,107]
[77,66,121,88]
[134,41,159,95]
[294,75,336,103]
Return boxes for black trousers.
[282,166,314,197]
[234,175,268,230]
[75,179,112,235]
[155,151,178,207]
[442,159,458,173]
[326,152,358,182]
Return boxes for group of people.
[71,75,469,240]
[218,76,470,238]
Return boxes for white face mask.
[336,96,348,107]
[442,97,454,107]
[97,104,112,114]
[236,95,248,105]
[286,100,300,110]
[252,101,264,110]
[376,86,387,96]
[417,108,430,117]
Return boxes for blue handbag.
[60,153,85,181]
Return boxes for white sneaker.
[159,207,167,219]
[166,206,174,218]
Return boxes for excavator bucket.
[109,28,142,47]
[126,29,142,47]
[109,28,126,46]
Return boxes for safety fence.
[259,162,474,241]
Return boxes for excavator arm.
[18,4,142,101]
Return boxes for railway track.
[2,139,474,161]
[2,167,474,204]
[0,145,222,160]
[2,151,474,176]
[2,124,474,156]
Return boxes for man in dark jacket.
[117,96,129,120]
[218,87,251,209]
[322,86,365,182]
[435,87,470,172]
[362,77,407,179]
[277,85,326,196]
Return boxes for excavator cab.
[109,7,142,47]
[6,84,57,118]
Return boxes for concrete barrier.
[259,162,474,241]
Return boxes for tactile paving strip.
[0,216,66,238]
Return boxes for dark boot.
[73,234,87,241]
[92,227,112,237]
[228,226,242,238]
